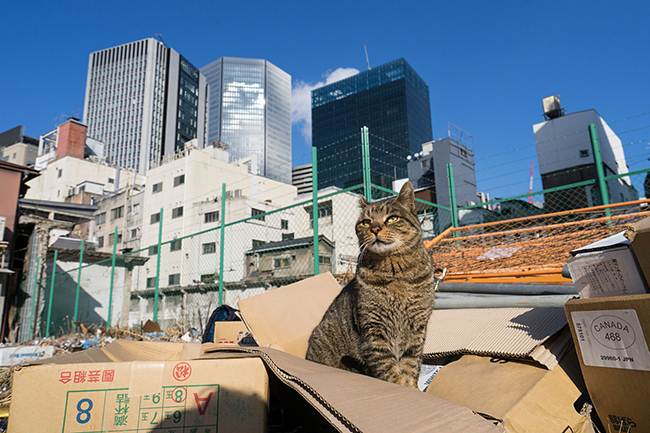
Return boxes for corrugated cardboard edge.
[626,215,650,285]
[206,346,503,433]
[423,308,569,369]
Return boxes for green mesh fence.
[21,117,650,341]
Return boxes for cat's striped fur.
[306,181,434,387]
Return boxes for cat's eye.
[386,216,399,223]
[359,219,371,227]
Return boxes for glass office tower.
[83,38,208,174]
[311,58,433,190]
[200,57,292,184]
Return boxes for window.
[152,182,163,193]
[307,201,333,221]
[172,206,184,219]
[203,242,216,254]
[130,228,139,239]
[282,233,294,241]
[200,273,218,283]
[580,149,590,158]
[96,212,106,225]
[132,203,140,215]
[168,273,181,286]
[110,206,124,220]
[57,168,62,178]
[421,160,428,170]
[146,277,156,288]
[281,219,289,230]
[170,239,182,251]
[173,174,185,187]
[252,239,265,248]
[108,178,115,184]
[274,257,291,268]
[148,245,158,256]
[252,208,265,221]
[150,212,161,224]
[204,211,219,223]
[108,232,123,246]
[319,256,332,265]
[97,236,104,248]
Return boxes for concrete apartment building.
[131,140,297,327]
[0,125,39,167]
[25,119,144,203]
[533,96,637,211]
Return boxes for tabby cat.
[306,181,435,388]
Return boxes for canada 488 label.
[571,309,650,371]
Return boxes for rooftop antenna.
[364,45,371,70]
[155,33,168,48]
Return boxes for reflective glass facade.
[311,58,433,190]
[83,38,207,174]
[200,57,291,184]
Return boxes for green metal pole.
[447,163,458,228]
[45,250,58,337]
[28,257,40,340]
[219,183,226,306]
[73,240,84,324]
[312,147,320,276]
[153,208,163,323]
[589,123,611,209]
[361,126,372,201]
[107,225,118,327]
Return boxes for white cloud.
[292,67,360,144]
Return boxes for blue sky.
[1,1,649,198]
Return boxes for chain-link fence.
[18,117,650,340]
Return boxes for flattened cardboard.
[238,273,570,369]
[565,294,650,432]
[426,351,593,433]
[424,308,570,369]
[238,272,342,357]
[207,346,503,433]
[9,341,268,433]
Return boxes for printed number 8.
[76,398,93,424]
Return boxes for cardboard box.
[565,294,650,432]
[568,216,650,299]
[212,321,254,346]
[207,346,503,433]
[426,349,594,433]
[9,341,269,433]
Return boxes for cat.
[306,181,435,388]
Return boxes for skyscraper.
[83,38,208,174]
[200,57,292,184]
[311,58,433,190]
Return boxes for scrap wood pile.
[426,202,650,281]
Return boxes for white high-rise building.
[83,38,208,174]
[200,57,292,184]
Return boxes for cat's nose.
[370,226,381,235]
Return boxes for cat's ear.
[396,181,416,213]
[359,195,371,207]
